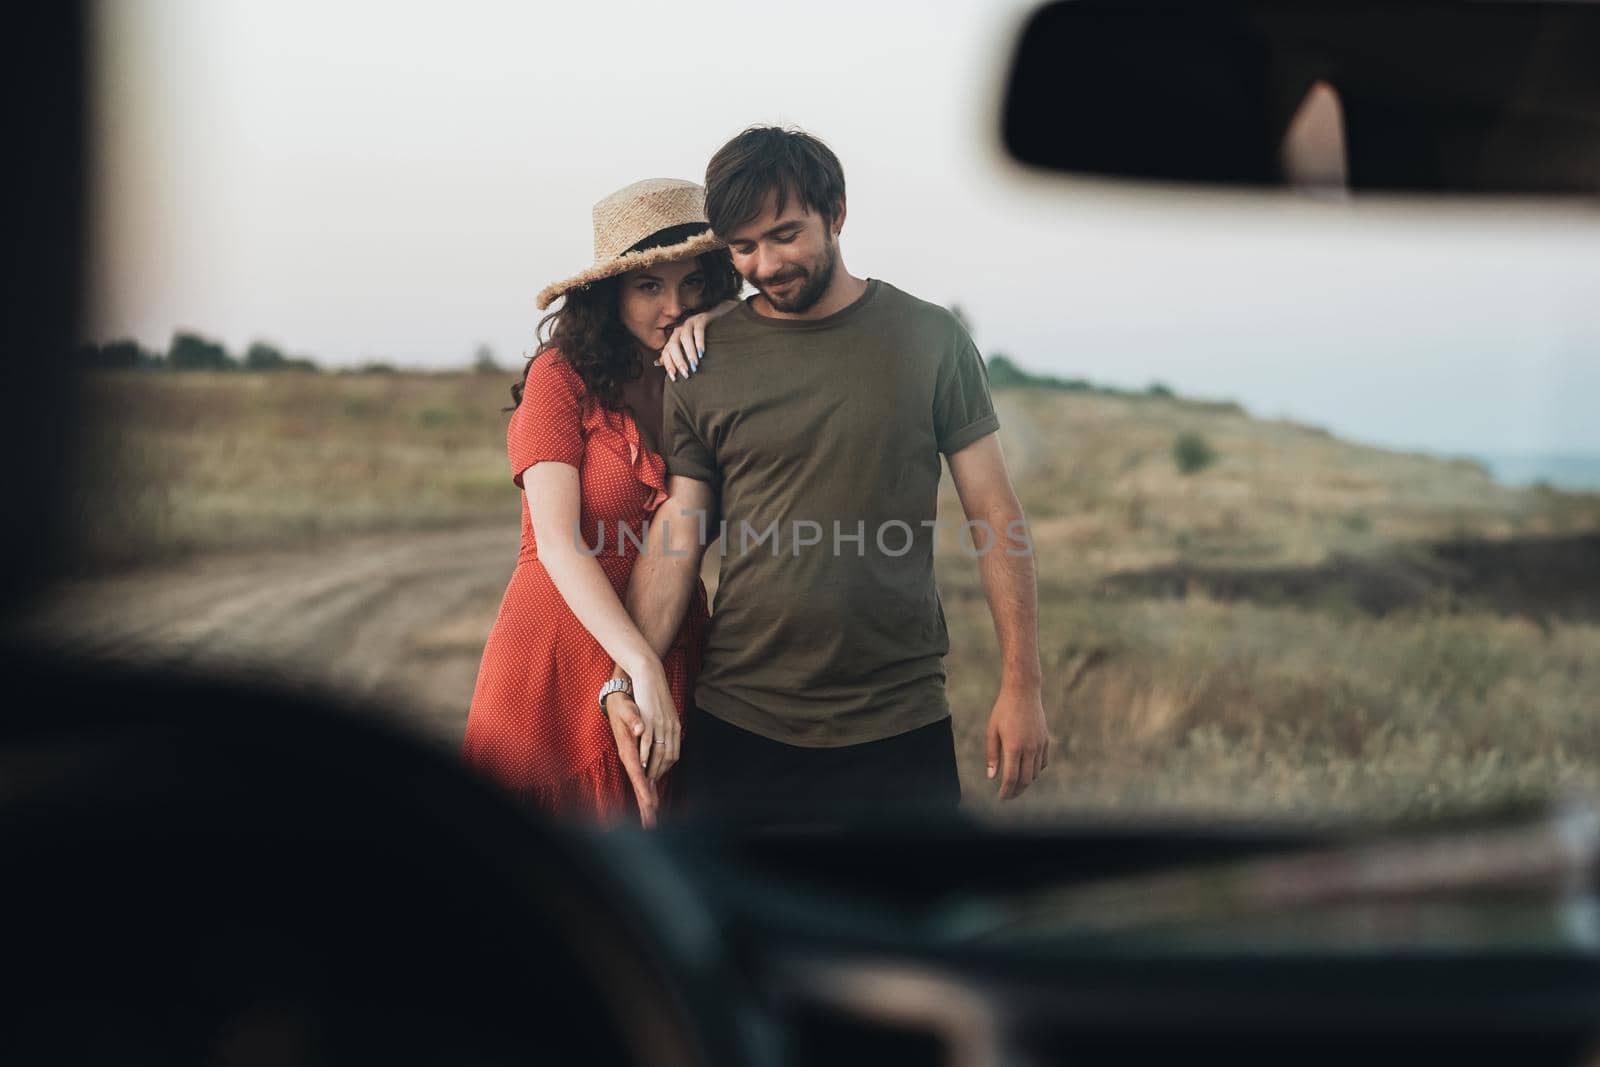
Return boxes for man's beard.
[756,242,837,314]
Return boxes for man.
[605,126,1048,827]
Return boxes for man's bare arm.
[617,475,716,667]
[947,434,1043,693]
[946,432,1050,799]
[606,475,715,778]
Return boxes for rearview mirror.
[1001,1,1600,194]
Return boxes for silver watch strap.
[598,676,633,713]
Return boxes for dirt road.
[15,525,526,748]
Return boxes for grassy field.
[69,370,1600,822]
[939,390,1600,820]
[74,371,519,568]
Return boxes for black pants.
[672,703,962,829]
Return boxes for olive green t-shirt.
[662,278,1000,747]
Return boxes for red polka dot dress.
[461,350,709,823]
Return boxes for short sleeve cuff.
[665,453,721,487]
[939,412,1000,457]
[511,456,580,489]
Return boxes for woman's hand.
[656,313,709,381]
[655,298,740,381]
[603,691,659,828]
[630,665,682,784]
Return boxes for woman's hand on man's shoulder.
[657,298,740,382]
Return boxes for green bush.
[76,339,159,370]
[244,341,289,372]
[1174,431,1216,475]
[471,344,503,375]
[168,331,236,371]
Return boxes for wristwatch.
[598,677,633,715]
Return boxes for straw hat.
[535,178,726,310]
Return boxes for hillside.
[940,389,1600,819]
[75,371,1598,570]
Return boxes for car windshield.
[33,0,1599,829]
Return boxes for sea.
[1469,453,1600,494]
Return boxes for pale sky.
[90,0,1600,455]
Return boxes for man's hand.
[604,692,658,827]
[986,687,1051,800]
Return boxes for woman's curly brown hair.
[509,247,742,413]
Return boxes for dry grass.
[977,390,1597,578]
[73,371,518,569]
[942,584,1600,822]
[65,371,1600,822]
[938,390,1600,822]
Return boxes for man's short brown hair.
[704,126,846,238]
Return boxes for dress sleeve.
[508,352,586,488]
[933,318,1001,457]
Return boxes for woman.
[461,178,739,826]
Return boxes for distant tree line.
[74,333,511,376]
[950,304,1238,477]
[950,303,1183,403]
[985,353,1177,402]
[75,333,323,373]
